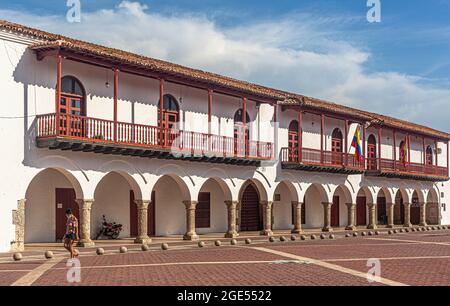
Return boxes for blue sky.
[1,0,450,131]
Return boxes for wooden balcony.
[280,147,365,174]
[36,113,273,166]
[365,158,449,182]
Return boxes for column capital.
[346,202,356,208]
[224,200,239,209]
[183,200,198,210]
[75,199,94,209]
[17,199,26,210]
[367,203,376,209]
[134,199,151,210]
[260,201,273,208]
[291,201,303,207]
[322,202,333,206]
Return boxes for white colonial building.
[1,20,449,252]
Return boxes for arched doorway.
[411,191,421,225]
[356,189,367,226]
[367,134,377,170]
[331,128,343,165]
[240,183,262,231]
[426,146,433,165]
[426,189,439,225]
[272,181,297,230]
[152,174,189,236]
[303,184,327,229]
[234,109,250,156]
[288,120,299,162]
[59,76,86,136]
[394,190,405,225]
[376,190,387,225]
[196,178,230,234]
[92,172,139,239]
[25,168,82,243]
[158,94,180,146]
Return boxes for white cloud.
[1,1,449,131]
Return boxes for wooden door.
[55,188,79,241]
[426,147,433,165]
[240,184,261,231]
[196,192,211,228]
[159,111,179,147]
[356,196,367,226]
[234,123,249,156]
[59,94,84,137]
[288,121,299,162]
[331,130,343,165]
[331,196,340,227]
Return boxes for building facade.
[1,20,449,252]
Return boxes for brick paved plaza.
[1,228,450,286]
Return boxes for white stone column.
[322,202,333,232]
[345,203,356,230]
[183,200,199,241]
[419,202,427,226]
[291,201,303,234]
[134,200,152,244]
[367,203,377,229]
[76,199,95,247]
[11,199,26,251]
[403,202,412,227]
[225,201,239,238]
[260,201,273,236]
[387,203,395,228]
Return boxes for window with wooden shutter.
[196,192,211,228]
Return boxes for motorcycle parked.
[96,215,123,240]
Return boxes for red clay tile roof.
[1,19,449,140]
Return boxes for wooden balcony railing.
[36,113,273,160]
[280,147,365,170]
[367,157,448,178]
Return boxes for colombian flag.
[351,127,363,161]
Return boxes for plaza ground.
[1,227,450,286]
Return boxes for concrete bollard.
[119,246,128,253]
[96,248,105,255]
[245,238,252,245]
[141,244,150,252]
[230,239,238,245]
[198,241,205,248]
[215,240,222,247]
[161,243,169,250]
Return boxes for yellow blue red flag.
[351,127,363,161]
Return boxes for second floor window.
[59,76,85,116]
[158,94,180,130]
[331,128,343,165]
[234,109,250,155]
[367,134,377,170]
[288,120,299,161]
[426,146,433,165]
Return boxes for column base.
[386,224,395,228]
[224,231,239,238]
[419,222,428,227]
[10,242,25,252]
[260,230,273,236]
[183,233,199,241]
[291,228,303,234]
[367,224,378,230]
[77,239,95,248]
[403,223,412,228]
[345,225,356,231]
[134,236,152,244]
[322,226,333,232]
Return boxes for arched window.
[58,76,86,137]
[234,109,250,156]
[288,120,299,161]
[331,128,343,165]
[367,134,377,170]
[59,76,85,116]
[426,146,433,165]
[158,94,180,130]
